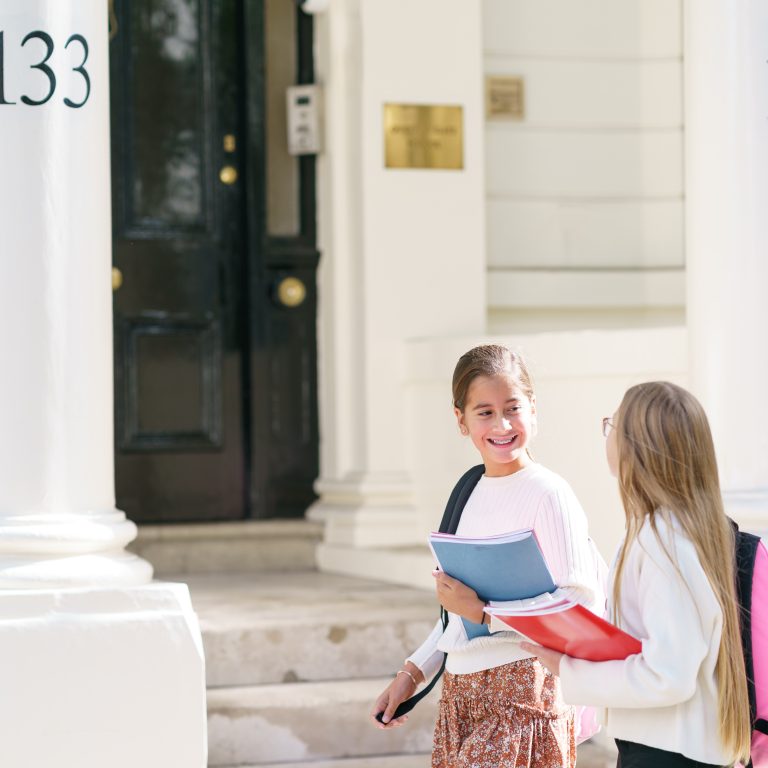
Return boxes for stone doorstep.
[315,544,436,591]
[129,519,323,575]
[185,570,438,687]
[207,677,439,766]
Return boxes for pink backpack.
[735,524,768,768]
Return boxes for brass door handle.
[275,276,307,307]
[219,165,238,185]
[112,266,123,292]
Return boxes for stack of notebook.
[429,528,640,660]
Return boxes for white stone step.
[130,520,323,575]
[207,677,439,766]
[185,571,437,687]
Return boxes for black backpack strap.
[731,518,761,728]
[375,465,484,723]
[437,464,485,534]
[376,638,448,721]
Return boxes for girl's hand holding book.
[432,569,487,625]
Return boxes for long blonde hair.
[611,382,750,764]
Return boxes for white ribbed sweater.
[407,463,606,677]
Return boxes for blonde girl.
[527,381,751,768]
[370,344,606,768]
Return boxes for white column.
[0,1,148,587]
[685,0,768,533]
[310,0,486,565]
[0,3,206,764]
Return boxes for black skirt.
[615,739,728,768]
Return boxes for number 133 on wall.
[0,30,91,108]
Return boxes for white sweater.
[407,463,606,677]
[559,513,730,765]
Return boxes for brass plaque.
[384,104,463,170]
[486,76,525,120]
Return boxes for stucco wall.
[483,0,685,332]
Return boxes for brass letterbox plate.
[485,76,525,120]
[384,104,464,170]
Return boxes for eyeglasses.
[601,417,614,438]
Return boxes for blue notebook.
[429,529,557,640]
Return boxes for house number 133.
[0,30,91,108]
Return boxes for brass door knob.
[112,266,123,291]
[276,276,307,307]
[219,165,238,185]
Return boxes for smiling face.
[455,373,536,477]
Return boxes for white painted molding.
[487,268,684,309]
[405,326,688,380]
[483,0,682,60]
[487,199,684,270]
[723,490,768,537]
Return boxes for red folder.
[490,602,642,662]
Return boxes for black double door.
[109,0,318,523]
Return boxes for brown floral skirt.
[432,658,576,768]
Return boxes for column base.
[0,550,152,588]
[308,473,426,581]
[0,582,207,767]
[308,473,423,548]
[0,509,152,587]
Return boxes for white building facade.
[0,0,766,763]
[309,0,768,583]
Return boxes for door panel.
[243,2,320,519]
[126,0,210,231]
[264,278,319,516]
[110,0,245,522]
[111,0,319,523]
[119,315,222,450]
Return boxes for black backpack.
[376,464,485,722]
[733,521,768,768]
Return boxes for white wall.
[482,0,685,332]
